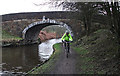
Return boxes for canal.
[2,38,61,74]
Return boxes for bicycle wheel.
[66,52,68,58]
[66,44,69,58]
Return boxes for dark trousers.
[64,41,70,53]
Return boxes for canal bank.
[27,43,62,74]
[28,42,79,74]
[2,30,24,47]
[2,29,41,47]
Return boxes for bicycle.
[62,40,72,58]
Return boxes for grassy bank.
[28,43,62,74]
[72,29,119,74]
[2,30,22,41]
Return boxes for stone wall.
[2,19,42,37]
[38,31,56,42]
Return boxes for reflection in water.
[2,44,41,72]
[2,39,61,73]
[38,38,62,61]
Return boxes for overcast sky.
[0,0,63,15]
[1,0,119,15]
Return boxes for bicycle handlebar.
[62,40,73,43]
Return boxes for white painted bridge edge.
[22,18,73,39]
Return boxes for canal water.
[2,38,61,74]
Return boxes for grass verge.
[2,30,22,41]
[72,46,95,74]
[72,29,119,74]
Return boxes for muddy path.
[47,44,79,74]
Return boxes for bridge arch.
[22,19,72,42]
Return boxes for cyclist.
[61,31,73,53]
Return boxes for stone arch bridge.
[2,17,73,43]
[22,18,72,42]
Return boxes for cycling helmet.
[66,30,69,35]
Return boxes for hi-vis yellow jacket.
[61,33,73,41]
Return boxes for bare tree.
[52,2,99,35]
[98,1,120,41]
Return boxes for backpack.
[65,33,69,38]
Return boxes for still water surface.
[2,39,61,73]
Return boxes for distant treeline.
[2,11,77,21]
